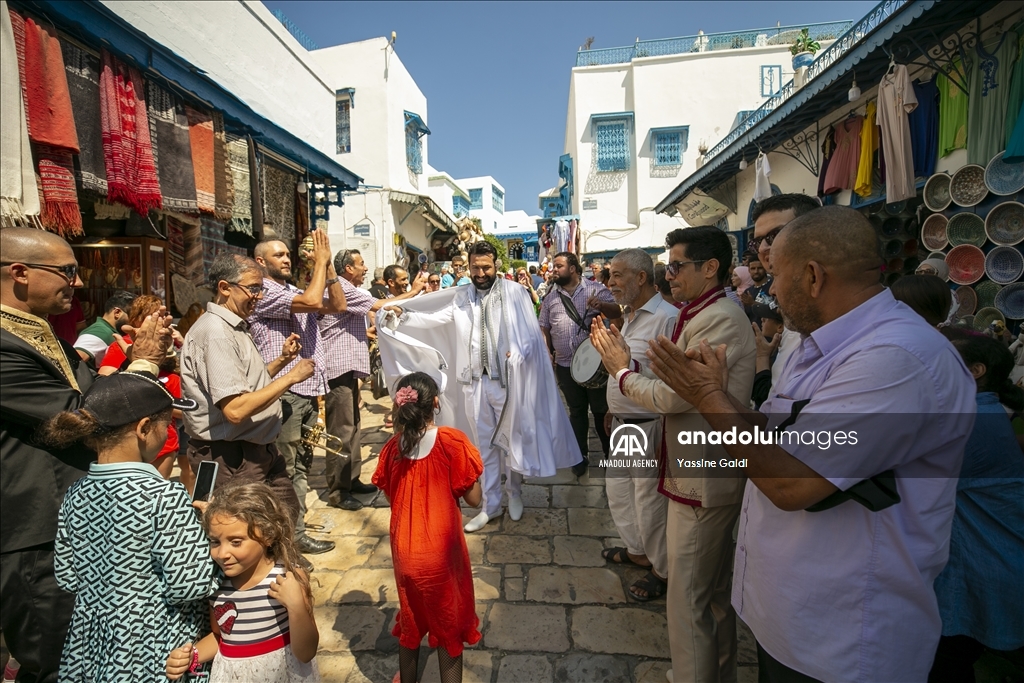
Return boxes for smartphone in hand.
[192,461,218,502]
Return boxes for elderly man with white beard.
[597,249,679,602]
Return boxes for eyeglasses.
[914,266,937,276]
[1,261,79,283]
[227,281,265,297]
[428,279,440,284]
[665,259,707,277]
[748,227,783,254]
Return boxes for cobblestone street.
[302,388,759,683]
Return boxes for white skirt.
[209,647,320,683]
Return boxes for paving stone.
[310,571,342,605]
[497,654,552,682]
[355,508,393,537]
[420,648,493,683]
[552,535,607,567]
[330,568,398,604]
[524,468,577,485]
[346,652,399,683]
[365,537,393,567]
[552,485,607,508]
[505,563,522,579]
[504,577,524,602]
[520,484,551,508]
[486,535,551,564]
[484,604,569,652]
[361,429,391,445]
[315,606,386,652]
[317,653,357,681]
[525,567,625,605]
[635,659,672,683]
[553,652,630,683]
[567,507,619,537]
[571,606,669,657]
[474,566,501,601]
[465,534,486,564]
[309,536,378,572]
[504,508,568,536]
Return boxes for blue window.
[336,99,351,154]
[492,186,504,213]
[652,127,689,166]
[469,189,482,210]
[760,65,782,97]
[404,111,429,175]
[453,194,470,217]
[596,121,630,172]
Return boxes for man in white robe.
[378,241,582,532]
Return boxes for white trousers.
[605,416,668,576]
[474,374,522,517]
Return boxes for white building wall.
[455,175,506,233]
[101,0,335,156]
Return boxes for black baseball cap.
[81,371,197,430]
[752,301,783,324]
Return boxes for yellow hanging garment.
[854,100,878,197]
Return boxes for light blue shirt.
[735,289,977,682]
[935,392,1024,650]
[441,274,454,288]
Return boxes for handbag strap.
[558,291,589,333]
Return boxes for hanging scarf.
[146,80,197,214]
[247,135,264,235]
[99,49,162,215]
[11,11,81,235]
[185,105,215,213]
[262,163,295,240]
[212,112,233,220]
[0,3,39,225]
[61,38,106,195]
[225,133,253,235]
[1,303,80,391]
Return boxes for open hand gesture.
[311,229,332,266]
[646,337,728,408]
[126,309,173,366]
[752,322,781,359]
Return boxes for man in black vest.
[1,227,170,683]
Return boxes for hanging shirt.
[876,64,918,203]
[818,126,836,197]
[909,79,939,177]
[823,116,862,194]
[753,153,772,201]
[967,31,1018,165]
[937,59,969,157]
[854,101,878,197]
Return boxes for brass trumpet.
[301,424,349,459]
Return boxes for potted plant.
[790,28,820,70]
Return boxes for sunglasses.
[1,261,78,283]
[227,281,266,297]
[665,259,707,277]
[748,227,783,254]
[428,278,440,284]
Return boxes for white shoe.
[464,510,490,533]
[508,495,524,521]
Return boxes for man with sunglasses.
[590,226,755,683]
[2,227,172,683]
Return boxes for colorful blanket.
[0,2,39,225]
[212,112,233,220]
[146,81,197,214]
[185,105,215,214]
[61,38,107,195]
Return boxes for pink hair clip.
[395,387,419,406]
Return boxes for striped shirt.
[539,277,616,367]
[248,278,328,398]
[211,563,289,651]
[318,277,373,380]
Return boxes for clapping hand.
[126,309,173,366]
[646,337,728,408]
[311,229,332,267]
[752,322,781,359]
[589,314,631,375]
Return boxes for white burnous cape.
[377,279,581,477]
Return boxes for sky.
[263,1,877,214]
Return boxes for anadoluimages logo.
[609,423,649,458]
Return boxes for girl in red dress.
[372,373,484,683]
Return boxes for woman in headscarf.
[915,258,949,281]
[727,265,755,309]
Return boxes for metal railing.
[272,9,319,52]
[701,0,907,163]
[575,21,852,67]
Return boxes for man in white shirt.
[598,249,678,602]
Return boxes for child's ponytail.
[37,409,104,450]
[392,372,440,459]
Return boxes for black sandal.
[629,571,667,602]
[601,547,652,568]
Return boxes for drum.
[570,339,608,389]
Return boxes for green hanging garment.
[967,31,1018,165]
[937,59,968,157]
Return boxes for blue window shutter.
[596,122,629,172]
[469,189,482,210]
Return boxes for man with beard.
[379,241,582,532]
[540,252,619,475]
[249,230,345,556]
[73,290,136,366]
[597,249,678,602]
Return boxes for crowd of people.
[1,190,1022,683]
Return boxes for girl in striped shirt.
[166,483,320,682]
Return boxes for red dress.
[101,338,180,459]
[371,427,483,656]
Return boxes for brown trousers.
[187,439,301,524]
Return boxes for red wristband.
[188,646,201,674]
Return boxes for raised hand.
[589,314,630,374]
[127,309,173,366]
[752,322,781,359]
[281,333,302,361]
[312,229,332,266]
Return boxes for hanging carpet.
[225,133,252,236]
[212,112,233,220]
[262,163,295,240]
[0,1,39,225]
[61,38,106,195]
[146,80,197,214]
[185,105,215,214]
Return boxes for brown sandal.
[629,571,667,602]
[601,547,652,568]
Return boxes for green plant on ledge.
[789,28,821,55]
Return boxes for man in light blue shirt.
[440,264,454,289]
[645,206,976,683]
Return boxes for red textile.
[102,337,180,458]
[99,50,162,215]
[185,105,215,214]
[371,427,483,657]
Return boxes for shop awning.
[404,111,431,136]
[15,0,362,190]
[655,0,1000,214]
[390,191,459,234]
